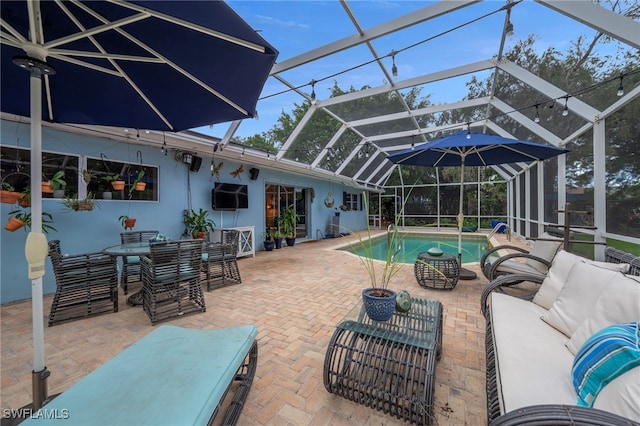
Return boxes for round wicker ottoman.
[414,252,460,290]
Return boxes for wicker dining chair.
[202,229,242,291]
[119,230,158,294]
[140,239,205,324]
[47,240,118,326]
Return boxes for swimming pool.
[341,233,489,264]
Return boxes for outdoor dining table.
[102,242,151,306]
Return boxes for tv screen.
[212,182,248,211]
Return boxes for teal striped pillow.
[572,322,640,407]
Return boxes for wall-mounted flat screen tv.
[211,182,248,211]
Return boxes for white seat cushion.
[567,274,640,354]
[593,367,640,422]
[490,293,576,413]
[490,258,546,276]
[533,250,630,310]
[541,262,620,337]
[526,233,563,273]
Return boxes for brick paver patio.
[2,231,519,425]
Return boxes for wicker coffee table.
[323,297,442,425]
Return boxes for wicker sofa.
[480,247,640,425]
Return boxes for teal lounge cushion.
[572,322,640,407]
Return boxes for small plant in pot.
[45,171,67,198]
[272,229,284,249]
[185,208,215,240]
[105,174,125,191]
[119,215,137,230]
[5,209,56,233]
[263,229,275,251]
[348,191,412,322]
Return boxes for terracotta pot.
[193,231,208,240]
[4,217,26,232]
[124,218,136,229]
[111,181,125,190]
[135,182,146,191]
[41,181,53,194]
[18,197,30,207]
[0,190,20,204]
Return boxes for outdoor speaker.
[190,155,202,172]
[249,167,260,180]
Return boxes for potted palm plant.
[185,208,216,240]
[279,205,299,247]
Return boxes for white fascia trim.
[536,0,640,50]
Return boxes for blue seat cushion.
[572,322,640,407]
[125,255,140,264]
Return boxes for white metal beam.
[489,98,564,146]
[536,0,640,49]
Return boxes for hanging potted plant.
[105,174,125,191]
[184,208,215,240]
[129,170,146,196]
[62,192,96,211]
[43,170,67,197]
[1,182,21,204]
[5,209,55,233]
[119,215,137,230]
[102,174,121,199]
[17,185,30,207]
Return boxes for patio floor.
[1,231,519,425]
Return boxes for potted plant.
[348,191,412,321]
[17,185,30,207]
[272,229,284,249]
[105,174,125,191]
[62,192,96,211]
[44,170,67,197]
[5,209,55,233]
[263,229,275,251]
[185,208,215,240]
[129,170,146,196]
[1,182,21,204]
[119,215,137,230]
[279,205,299,247]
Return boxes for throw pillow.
[567,274,640,354]
[541,261,619,337]
[572,322,640,407]
[525,233,563,274]
[532,250,630,310]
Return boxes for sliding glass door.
[265,184,309,239]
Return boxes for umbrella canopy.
[1,1,278,130]
[0,0,277,410]
[387,130,569,267]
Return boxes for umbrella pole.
[457,158,464,266]
[29,69,49,410]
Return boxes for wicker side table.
[324,297,443,425]
[414,252,460,290]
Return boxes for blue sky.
[192,1,622,141]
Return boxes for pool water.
[342,233,489,264]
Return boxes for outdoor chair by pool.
[119,230,158,294]
[141,239,205,324]
[47,240,118,326]
[480,232,563,281]
[202,229,242,291]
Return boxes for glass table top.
[338,297,441,350]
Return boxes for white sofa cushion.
[490,293,576,413]
[489,258,545,275]
[525,233,563,273]
[533,250,630,310]
[593,367,640,422]
[541,262,620,337]
[567,274,640,354]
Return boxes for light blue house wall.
[1,120,367,303]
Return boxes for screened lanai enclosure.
[215,0,639,257]
[2,0,638,257]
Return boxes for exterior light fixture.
[310,80,316,101]
[161,133,168,155]
[466,124,471,139]
[562,97,569,117]
[617,74,624,97]
[391,50,398,77]
[505,21,514,37]
[12,55,56,76]
[534,104,540,123]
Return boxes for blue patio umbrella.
[1,0,277,409]
[386,130,569,272]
